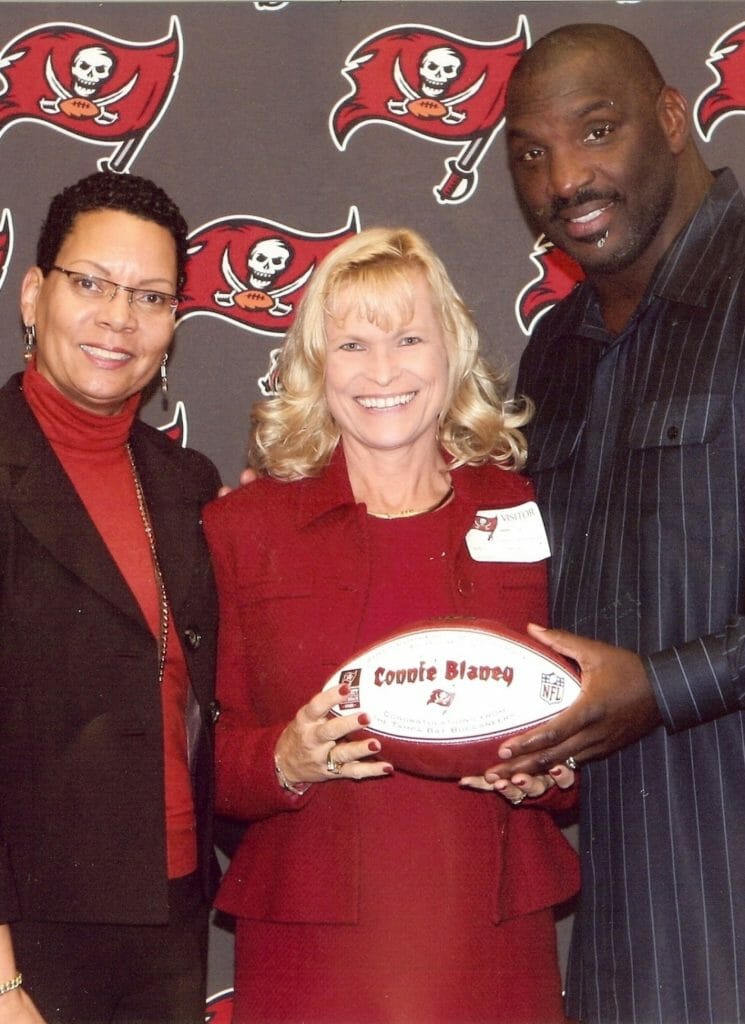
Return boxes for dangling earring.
[160,353,169,395]
[23,323,36,362]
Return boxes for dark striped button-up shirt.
[517,168,745,1024]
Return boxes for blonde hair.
[250,226,530,479]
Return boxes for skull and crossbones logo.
[39,45,138,124]
[387,46,484,125]
[71,46,115,97]
[214,237,313,317]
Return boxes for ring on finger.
[565,756,578,771]
[511,792,526,806]
[326,746,343,775]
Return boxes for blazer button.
[457,578,474,596]
[183,627,202,650]
[208,699,221,725]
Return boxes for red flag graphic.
[204,989,234,1024]
[694,21,745,141]
[158,399,188,448]
[515,236,584,337]
[0,208,14,293]
[179,208,360,337]
[0,17,181,170]
[427,689,455,708]
[330,17,529,202]
[472,514,498,534]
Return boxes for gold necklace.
[368,486,454,520]
[126,444,169,685]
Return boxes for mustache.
[541,189,620,221]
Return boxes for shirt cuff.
[645,622,745,732]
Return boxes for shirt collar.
[292,444,521,529]
[651,167,743,307]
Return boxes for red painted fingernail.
[339,683,350,697]
[368,739,381,753]
[549,767,562,777]
[357,713,371,726]
[382,765,394,775]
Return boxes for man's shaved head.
[507,23,665,112]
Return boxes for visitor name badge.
[466,501,550,562]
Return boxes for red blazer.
[204,448,578,925]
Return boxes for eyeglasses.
[51,266,179,317]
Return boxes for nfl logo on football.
[539,671,565,705]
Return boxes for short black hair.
[36,171,189,292]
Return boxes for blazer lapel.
[128,426,205,627]
[11,440,149,628]
[0,377,150,628]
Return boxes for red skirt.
[233,906,566,1023]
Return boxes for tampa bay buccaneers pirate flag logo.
[515,236,584,337]
[694,19,745,141]
[0,18,181,171]
[179,208,360,337]
[330,17,528,204]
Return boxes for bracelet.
[0,972,22,996]
[274,755,311,796]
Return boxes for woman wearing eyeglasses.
[0,172,220,1024]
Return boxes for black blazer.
[0,374,220,925]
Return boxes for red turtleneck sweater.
[22,361,196,879]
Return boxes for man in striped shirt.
[490,22,745,1024]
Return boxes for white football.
[322,619,581,778]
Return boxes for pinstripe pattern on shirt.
[517,169,745,1024]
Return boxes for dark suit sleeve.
[646,619,745,731]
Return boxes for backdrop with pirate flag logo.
[331,20,527,202]
[0,1,742,1012]
[0,18,181,170]
[180,208,359,335]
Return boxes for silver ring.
[511,793,526,806]
[326,747,343,775]
[565,756,578,771]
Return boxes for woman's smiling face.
[323,271,450,460]
[21,207,178,416]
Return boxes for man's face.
[505,50,677,275]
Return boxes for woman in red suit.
[204,227,578,1023]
